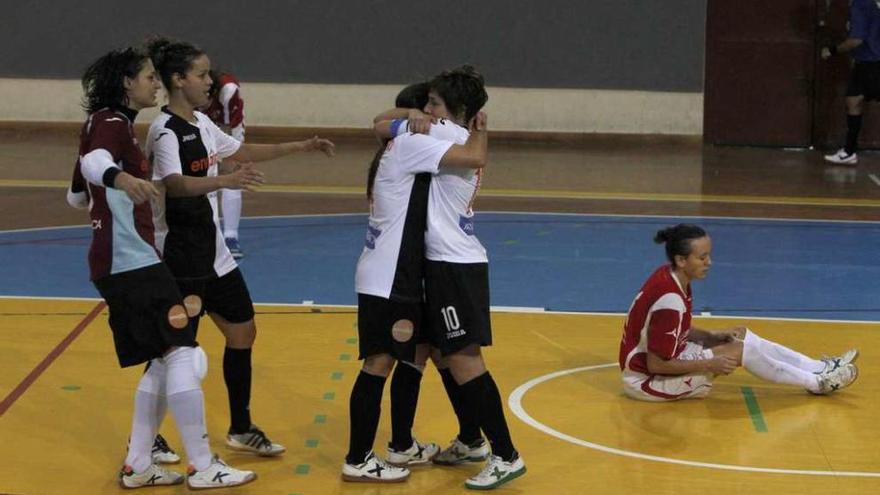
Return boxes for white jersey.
[422,122,487,263]
[145,107,241,280]
[355,120,454,300]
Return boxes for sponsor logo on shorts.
[446,329,467,339]
[459,215,475,236]
[365,224,382,249]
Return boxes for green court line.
[740,387,768,432]
[295,464,310,475]
[61,385,80,391]
[323,392,335,400]
[331,372,343,381]
[339,353,351,361]
[345,337,357,344]
[314,414,327,424]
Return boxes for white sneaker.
[151,434,180,464]
[816,363,859,394]
[341,451,410,483]
[386,437,440,466]
[465,453,526,490]
[820,349,859,374]
[225,425,286,456]
[186,455,256,490]
[119,463,184,489]
[824,148,858,164]
[433,437,490,465]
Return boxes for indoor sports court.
[1,1,879,494]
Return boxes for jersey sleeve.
[205,117,242,159]
[151,129,183,180]
[392,133,454,175]
[645,293,687,360]
[66,161,90,209]
[850,0,871,40]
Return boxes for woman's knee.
[362,353,395,377]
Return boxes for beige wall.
[0,78,703,135]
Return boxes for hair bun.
[653,228,671,244]
[145,37,172,65]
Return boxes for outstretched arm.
[228,137,335,163]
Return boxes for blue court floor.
[1,212,878,321]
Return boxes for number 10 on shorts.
[441,306,466,338]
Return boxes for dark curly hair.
[81,47,150,113]
[428,65,488,123]
[145,37,205,92]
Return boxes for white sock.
[165,347,212,471]
[751,332,825,373]
[125,360,165,472]
[150,360,168,429]
[167,390,212,471]
[742,331,820,392]
[221,188,242,239]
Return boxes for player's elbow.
[66,188,89,209]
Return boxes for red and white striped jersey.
[619,265,693,376]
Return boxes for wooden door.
[704,0,818,146]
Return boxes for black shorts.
[846,61,880,101]
[93,263,196,368]
[176,268,255,324]
[424,260,492,356]
[357,293,423,362]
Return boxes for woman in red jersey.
[619,224,859,401]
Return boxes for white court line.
[508,364,880,478]
[869,174,880,187]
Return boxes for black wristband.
[102,167,122,188]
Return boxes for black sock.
[439,367,481,444]
[189,316,201,339]
[389,362,422,451]
[846,114,863,155]
[346,371,387,464]
[460,372,516,462]
[223,347,252,434]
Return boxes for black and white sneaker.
[225,424,285,456]
[151,433,180,464]
[342,451,410,483]
[119,463,184,489]
[186,455,256,490]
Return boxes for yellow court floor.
[0,298,877,495]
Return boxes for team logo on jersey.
[458,215,475,236]
[182,133,197,142]
[365,225,382,249]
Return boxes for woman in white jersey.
[373,66,526,491]
[619,224,859,401]
[143,37,334,461]
[343,81,490,483]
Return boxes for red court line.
[0,301,105,417]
